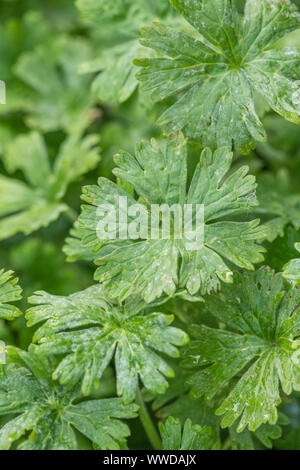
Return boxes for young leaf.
[159,417,220,450]
[26,284,189,401]
[0,348,138,450]
[183,267,300,432]
[257,170,300,242]
[0,131,100,240]
[0,269,22,320]
[74,135,266,302]
[14,37,96,134]
[135,0,300,153]
[283,243,300,284]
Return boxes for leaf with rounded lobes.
[0,269,22,320]
[283,243,300,284]
[135,0,300,153]
[183,267,300,432]
[26,284,189,401]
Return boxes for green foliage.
[0,131,100,240]
[0,269,22,320]
[184,268,300,432]
[228,420,283,450]
[76,0,174,103]
[257,170,300,241]
[14,37,96,133]
[135,0,300,153]
[1,0,300,452]
[26,285,188,401]
[159,416,220,450]
[283,243,300,284]
[74,135,266,302]
[0,348,138,450]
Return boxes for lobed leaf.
[135,0,300,152]
[0,131,100,240]
[26,284,189,401]
[71,135,267,302]
[0,269,22,320]
[184,267,300,432]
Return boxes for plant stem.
[136,388,162,450]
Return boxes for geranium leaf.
[135,0,300,153]
[71,135,266,302]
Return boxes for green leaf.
[0,348,138,450]
[144,361,220,439]
[26,284,189,401]
[135,0,300,153]
[63,222,100,262]
[283,243,300,284]
[229,421,282,450]
[0,131,100,241]
[159,417,220,450]
[73,135,266,302]
[264,226,300,272]
[0,269,22,320]
[257,170,300,242]
[14,36,96,134]
[0,11,52,115]
[183,267,300,432]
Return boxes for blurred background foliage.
[0,0,300,450]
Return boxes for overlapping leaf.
[14,36,96,133]
[70,135,266,302]
[0,269,22,320]
[160,416,220,450]
[0,131,100,240]
[283,243,300,284]
[135,0,300,153]
[0,348,138,450]
[257,170,300,241]
[26,284,188,401]
[183,267,300,432]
